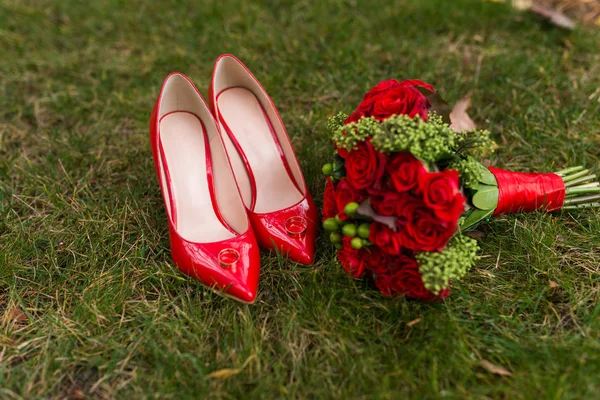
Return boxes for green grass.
[1,0,599,398]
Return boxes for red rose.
[374,270,401,297]
[419,170,466,223]
[371,254,409,297]
[370,191,402,216]
[396,259,450,302]
[344,141,387,190]
[371,254,449,299]
[337,237,368,278]
[363,246,392,273]
[372,85,431,122]
[364,79,404,101]
[386,152,427,192]
[335,143,349,159]
[345,79,434,124]
[392,195,455,252]
[369,222,403,256]
[395,193,424,229]
[404,206,456,252]
[335,178,366,220]
[365,176,391,196]
[345,80,402,124]
[322,177,337,221]
[345,99,375,124]
[360,80,402,111]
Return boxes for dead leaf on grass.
[530,2,576,29]
[416,86,452,124]
[466,230,486,239]
[66,389,87,400]
[407,318,422,327]
[450,97,477,132]
[488,0,595,27]
[2,306,28,324]
[549,280,560,288]
[512,0,533,11]
[480,359,513,376]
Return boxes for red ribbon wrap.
[488,167,566,216]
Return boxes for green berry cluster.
[323,203,372,250]
[415,234,479,294]
[329,113,495,166]
[332,117,383,153]
[454,128,495,159]
[448,156,484,190]
[372,114,457,161]
[326,112,349,137]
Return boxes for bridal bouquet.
[322,79,599,301]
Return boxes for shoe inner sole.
[217,87,303,214]
[159,112,236,243]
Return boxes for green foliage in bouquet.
[332,114,495,167]
[416,235,479,294]
[328,113,501,231]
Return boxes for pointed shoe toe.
[248,196,318,265]
[170,226,260,303]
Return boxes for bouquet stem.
[563,202,600,210]
[556,166,600,206]
[489,165,599,215]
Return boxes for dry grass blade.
[480,359,513,376]
[407,318,422,327]
[205,355,256,380]
[205,368,241,379]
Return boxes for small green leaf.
[460,208,494,231]
[459,207,474,225]
[477,165,497,186]
[472,184,499,210]
[332,170,345,180]
[333,154,345,172]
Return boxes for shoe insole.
[159,112,235,243]
[217,88,303,214]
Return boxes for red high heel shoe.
[209,55,317,265]
[149,72,260,303]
